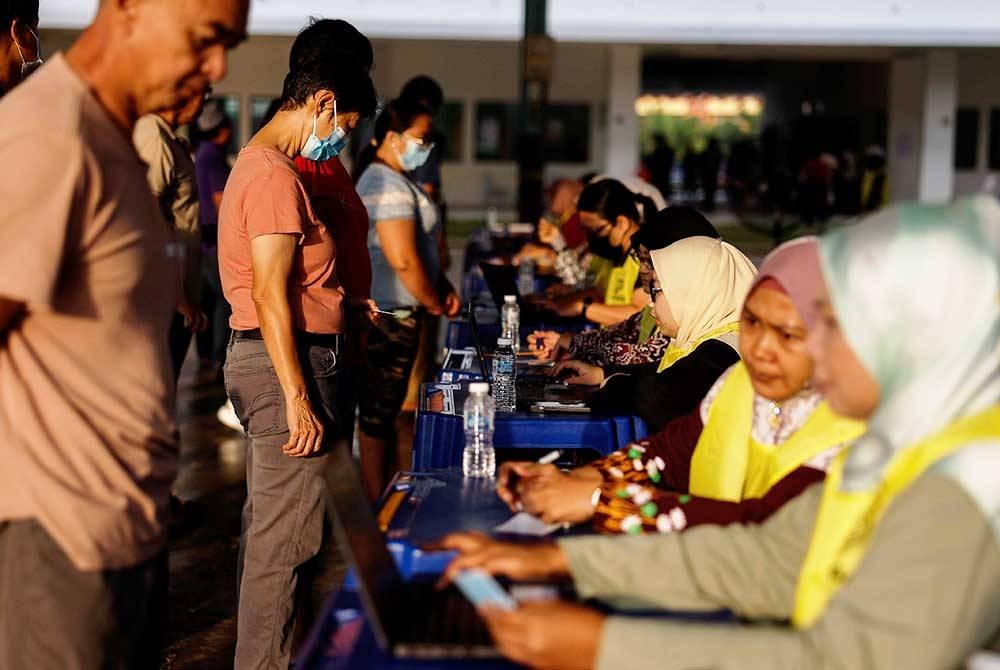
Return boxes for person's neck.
[375,142,404,174]
[64,25,137,136]
[248,109,306,159]
[619,222,640,253]
[0,45,17,99]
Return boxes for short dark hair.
[279,54,378,119]
[399,75,443,112]
[1,0,39,31]
[289,18,373,72]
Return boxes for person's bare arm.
[376,218,444,314]
[578,302,642,326]
[250,233,324,458]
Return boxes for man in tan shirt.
[134,93,210,379]
[0,1,248,667]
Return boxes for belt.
[234,328,343,349]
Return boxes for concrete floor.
[159,368,245,670]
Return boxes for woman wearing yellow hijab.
[555,235,756,432]
[437,197,1000,670]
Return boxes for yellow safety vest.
[637,306,659,344]
[656,322,740,373]
[689,363,866,501]
[792,405,1000,628]
[590,255,641,307]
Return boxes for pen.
[537,449,562,465]
[510,450,563,512]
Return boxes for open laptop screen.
[325,443,404,650]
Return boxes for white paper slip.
[493,512,561,536]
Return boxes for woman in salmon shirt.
[217,38,377,670]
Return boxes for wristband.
[580,297,594,320]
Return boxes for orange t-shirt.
[219,146,345,334]
[0,55,179,571]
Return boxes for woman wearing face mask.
[528,206,718,367]
[289,19,379,469]
[437,197,1000,670]
[557,235,757,433]
[502,237,865,532]
[353,97,462,500]
[540,179,658,326]
[217,48,377,669]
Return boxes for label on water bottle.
[494,357,514,375]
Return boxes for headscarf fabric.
[791,196,1000,628]
[649,236,758,352]
[748,236,824,328]
[819,196,1000,493]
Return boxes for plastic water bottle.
[462,382,496,477]
[492,337,517,414]
[501,295,521,352]
[517,258,535,296]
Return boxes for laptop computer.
[477,262,523,312]
[325,442,500,659]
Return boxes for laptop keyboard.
[392,582,497,658]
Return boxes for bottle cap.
[469,382,490,394]
[496,338,513,346]
[504,295,517,303]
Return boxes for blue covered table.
[412,383,645,471]
[296,470,731,670]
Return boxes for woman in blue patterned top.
[353,97,461,499]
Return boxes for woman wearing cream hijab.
[554,236,757,432]
[437,197,1000,670]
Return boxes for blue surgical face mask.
[300,100,347,162]
[397,136,433,172]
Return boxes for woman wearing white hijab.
[436,197,1000,670]
[555,236,757,432]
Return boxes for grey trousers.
[0,520,167,670]
[225,336,340,670]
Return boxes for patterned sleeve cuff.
[594,483,691,536]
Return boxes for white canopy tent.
[38,0,1000,46]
